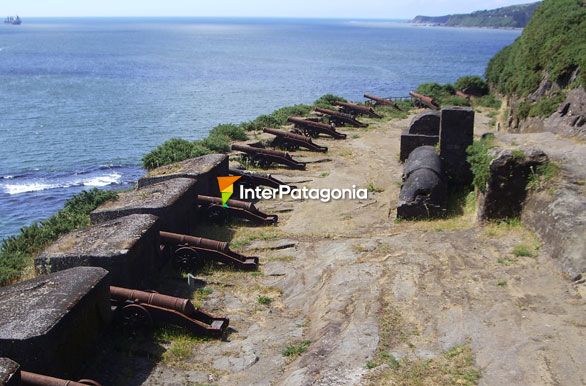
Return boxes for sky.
[6,0,537,19]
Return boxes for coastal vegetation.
[415,75,499,109]
[466,136,495,193]
[0,189,118,286]
[143,94,347,170]
[412,2,540,28]
[486,0,585,97]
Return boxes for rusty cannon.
[196,194,278,225]
[20,371,102,386]
[229,168,289,190]
[263,128,328,152]
[455,90,471,99]
[110,286,229,337]
[231,144,306,170]
[287,117,347,139]
[409,91,440,110]
[160,231,259,271]
[313,107,367,128]
[363,94,402,111]
[333,101,382,119]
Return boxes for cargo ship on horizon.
[4,16,22,25]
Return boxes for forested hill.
[412,2,541,28]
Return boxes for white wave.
[1,175,14,179]
[1,172,123,195]
[3,182,58,195]
[82,173,122,187]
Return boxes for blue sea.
[0,18,520,241]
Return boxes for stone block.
[0,267,111,378]
[439,107,474,186]
[478,148,548,221]
[35,214,160,288]
[138,154,228,196]
[91,178,196,234]
[400,133,439,162]
[408,110,440,135]
[0,358,19,386]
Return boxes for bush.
[528,93,565,117]
[200,134,231,153]
[466,137,495,193]
[314,94,347,109]
[486,0,586,95]
[209,123,247,141]
[474,94,502,109]
[142,138,211,170]
[416,83,455,101]
[454,76,489,96]
[0,189,118,286]
[441,95,471,107]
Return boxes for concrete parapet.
[91,178,196,234]
[35,214,160,287]
[0,267,111,378]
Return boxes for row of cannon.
[230,95,401,170]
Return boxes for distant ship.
[4,16,22,25]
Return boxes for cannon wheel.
[205,205,228,224]
[252,155,272,169]
[120,304,153,331]
[303,129,319,138]
[173,246,204,271]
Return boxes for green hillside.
[486,0,586,96]
[412,2,540,28]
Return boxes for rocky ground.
[88,109,586,386]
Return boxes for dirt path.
[99,112,585,386]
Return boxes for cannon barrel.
[409,91,439,110]
[314,107,367,128]
[263,127,309,142]
[455,90,471,99]
[263,128,328,152]
[363,94,402,110]
[287,116,335,130]
[21,371,101,386]
[110,285,196,315]
[333,101,382,118]
[159,231,229,252]
[196,194,255,211]
[229,168,287,189]
[231,144,290,158]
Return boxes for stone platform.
[0,267,111,378]
[35,214,160,287]
[0,358,19,386]
[138,154,228,197]
[91,178,196,234]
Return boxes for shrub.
[474,94,502,109]
[200,134,231,153]
[454,76,489,96]
[314,94,346,109]
[441,95,471,107]
[466,137,495,193]
[416,83,455,101]
[486,0,586,95]
[528,93,566,118]
[142,138,208,170]
[0,189,118,286]
[209,123,247,141]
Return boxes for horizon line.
[6,15,413,21]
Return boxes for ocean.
[0,18,520,241]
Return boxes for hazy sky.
[6,0,536,19]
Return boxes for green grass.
[155,326,209,364]
[282,340,311,358]
[454,76,489,95]
[0,188,118,286]
[473,94,502,109]
[486,0,585,100]
[466,137,495,193]
[527,161,560,190]
[366,182,385,193]
[257,295,272,305]
[497,279,508,287]
[512,243,538,257]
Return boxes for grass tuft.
[282,340,311,358]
